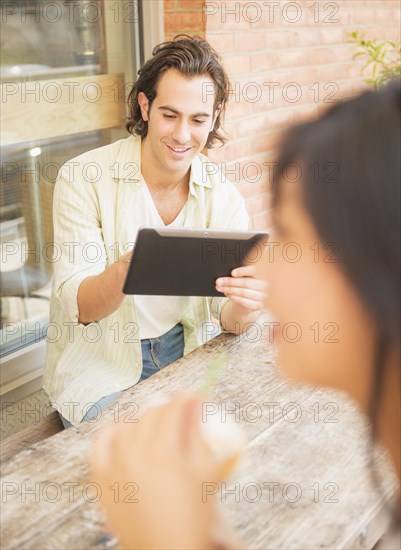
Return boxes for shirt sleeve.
[52,160,107,323]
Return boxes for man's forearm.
[77,254,130,324]
[220,300,261,335]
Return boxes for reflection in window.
[0,0,140,356]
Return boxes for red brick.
[252,132,281,157]
[314,83,340,107]
[353,8,375,26]
[331,80,358,101]
[250,89,281,113]
[250,151,278,172]
[345,60,365,80]
[278,3,309,28]
[375,8,399,24]
[207,147,224,164]
[313,63,345,82]
[209,143,232,165]
[221,119,237,140]
[358,27,385,41]
[234,31,266,52]
[238,178,269,199]
[207,32,235,52]
[278,48,313,69]
[240,2,267,27]
[308,47,338,65]
[336,7,354,26]
[264,30,292,49]
[222,138,255,163]
[177,0,203,10]
[251,52,282,73]
[335,45,357,63]
[228,77,268,103]
[267,67,319,88]
[264,3,310,28]
[384,26,401,41]
[266,107,297,130]
[351,80,371,95]
[204,2,250,31]
[292,104,318,125]
[164,0,177,11]
[248,6,284,30]
[289,28,321,48]
[234,113,270,137]
[223,55,251,76]
[319,27,345,45]
[225,97,253,119]
[165,12,205,33]
[306,4,348,26]
[200,0,397,228]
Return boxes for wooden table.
[0,328,398,549]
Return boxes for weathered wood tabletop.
[0,328,398,549]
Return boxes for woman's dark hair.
[126,35,231,148]
[273,80,400,443]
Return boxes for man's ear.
[212,103,222,129]
[138,92,150,122]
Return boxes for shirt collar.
[189,154,214,196]
[114,135,214,194]
[112,134,141,183]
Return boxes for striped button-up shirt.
[43,135,249,424]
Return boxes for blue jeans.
[59,323,184,428]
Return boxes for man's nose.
[172,121,191,144]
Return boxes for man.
[43,36,265,427]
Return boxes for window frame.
[0,0,165,405]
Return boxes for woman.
[91,81,400,549]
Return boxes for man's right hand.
[77,250,133,325]
[116,250,133,287]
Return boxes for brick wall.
[165,0,401,230]
[164,0,206,40]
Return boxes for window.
[0,0,163,400]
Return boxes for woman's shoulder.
[374,527,401,550]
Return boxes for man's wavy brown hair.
[126,35,231,148]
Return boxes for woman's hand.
[91,394,224,550]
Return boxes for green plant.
[348,31,401,89]
[200,351,227,395]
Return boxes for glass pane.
[0,0,140,357]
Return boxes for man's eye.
[194,119,206,124]
[163,114,175,119]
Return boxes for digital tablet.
[123,227,269,297]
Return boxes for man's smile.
[165,144,193,155]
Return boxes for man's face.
[138,68,219,177]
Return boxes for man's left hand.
[216,265,267,333]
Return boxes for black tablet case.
[123,228,268,297]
